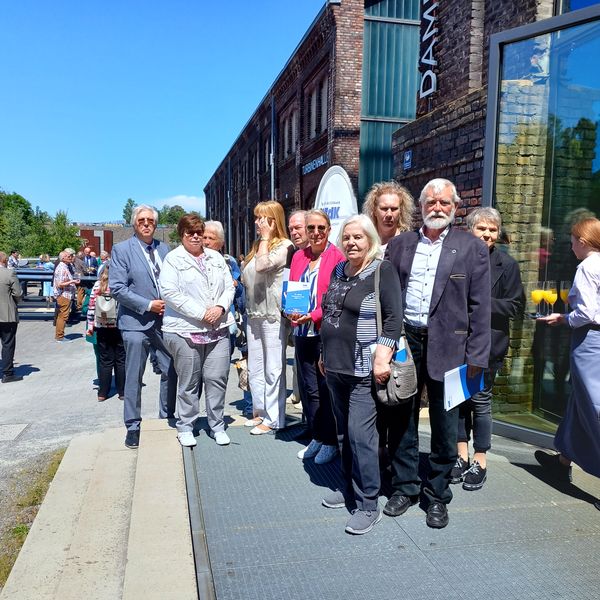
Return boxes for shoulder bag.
[373,262,418,406]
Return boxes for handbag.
[373,262,418,406]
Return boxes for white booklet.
[443,364,484,411]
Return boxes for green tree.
[46,211,81,255]
[0,205,29,254]
[122,198,135,223]
[158,204,187,225]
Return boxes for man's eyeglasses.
[307,224,328,233]
[137,218,156,225]
[183,231,204,238]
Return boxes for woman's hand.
[293,314,312,326]
[373,358,391,385]
[318,357,326,376]
[373,343,394,385]
[538,313,566,327]
[204,306,225,324]
[257,217,276,240]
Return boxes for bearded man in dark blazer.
[383,178,491,529]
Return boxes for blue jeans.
[326,371,380,511]
[385,325,458,505]
[457,369,495,453]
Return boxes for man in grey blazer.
[383,178,491,528]
[0,251,23,383]
[110,205,176,448]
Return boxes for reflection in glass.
[492,15,600,432]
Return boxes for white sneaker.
[214,431,230,446]
[315,444,338,465]
[177,431,197,447]
[297,439,322,460]
[244,417,263,428]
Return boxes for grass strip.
[0,448,66,587]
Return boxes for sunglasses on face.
[183,230,204,238]
[137,218,156,225]
[307,224,328,233]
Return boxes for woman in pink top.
[288,210,345,464]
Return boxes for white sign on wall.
[314,165,358,243]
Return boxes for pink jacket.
[289,243,345,330]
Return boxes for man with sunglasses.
[110,205,177,449]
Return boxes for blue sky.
[0,0,325,223]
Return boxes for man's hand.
[204,306,225,324]
[318,357,326,376]
[466,365,483,379]
[149,299,166,315]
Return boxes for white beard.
[423,208,455,230]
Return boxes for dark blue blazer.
[385,227,491,381]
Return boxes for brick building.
[204,0,420,256]
[391,0,600,442]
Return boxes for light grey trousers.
[164,333,230,434]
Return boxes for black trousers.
[0,322,18,377]
[384,325,458,505]
[295,335,337,445]
[96,327,126,398]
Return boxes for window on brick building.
[264,137,270,172]
[306,73,328,140]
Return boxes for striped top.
[294,259,320,338]
[320,259,402,377]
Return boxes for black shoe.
[450,456,469,484]
[534,450,572,483]
[383,494,417,517]
[426,502,449,529]
[125,430,140,449]
[2,374,23,383]
[462,460,487,491]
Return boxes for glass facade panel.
[364,0,420,20]
[492,16,600,433]
[560,0,600,14]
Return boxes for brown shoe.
[98,396,107,402]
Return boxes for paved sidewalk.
[188,423,600,600]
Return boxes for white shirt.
[567,251,600,329]
[404,226,449,328]
[137,238,164,307]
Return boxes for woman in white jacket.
[160,214,235,448]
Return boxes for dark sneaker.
[345,508,382,535]
[450,456,469,484]
[125,430,140,449]
[534,450,572,483]
[1,374,23,383]
[426,502,449,529]
[462,459,487,491]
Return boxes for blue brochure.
[282,281,311,315]
[443,364,484,411]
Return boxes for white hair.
[337,214,382,262]
[131,204,159,226]
[418,178,461,205]
[204,220,225,242]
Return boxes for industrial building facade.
[204,0,420,256]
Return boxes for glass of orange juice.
[531,282,545,317]
[560,280,571,309]
[544,281,558,313]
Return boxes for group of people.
[3,175,599,535]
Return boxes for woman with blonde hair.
[538,217,600,500]
[362,181,414,250]
[242,200,295,434]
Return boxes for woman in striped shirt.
[288,210,345,464]
[319,214,403,535]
